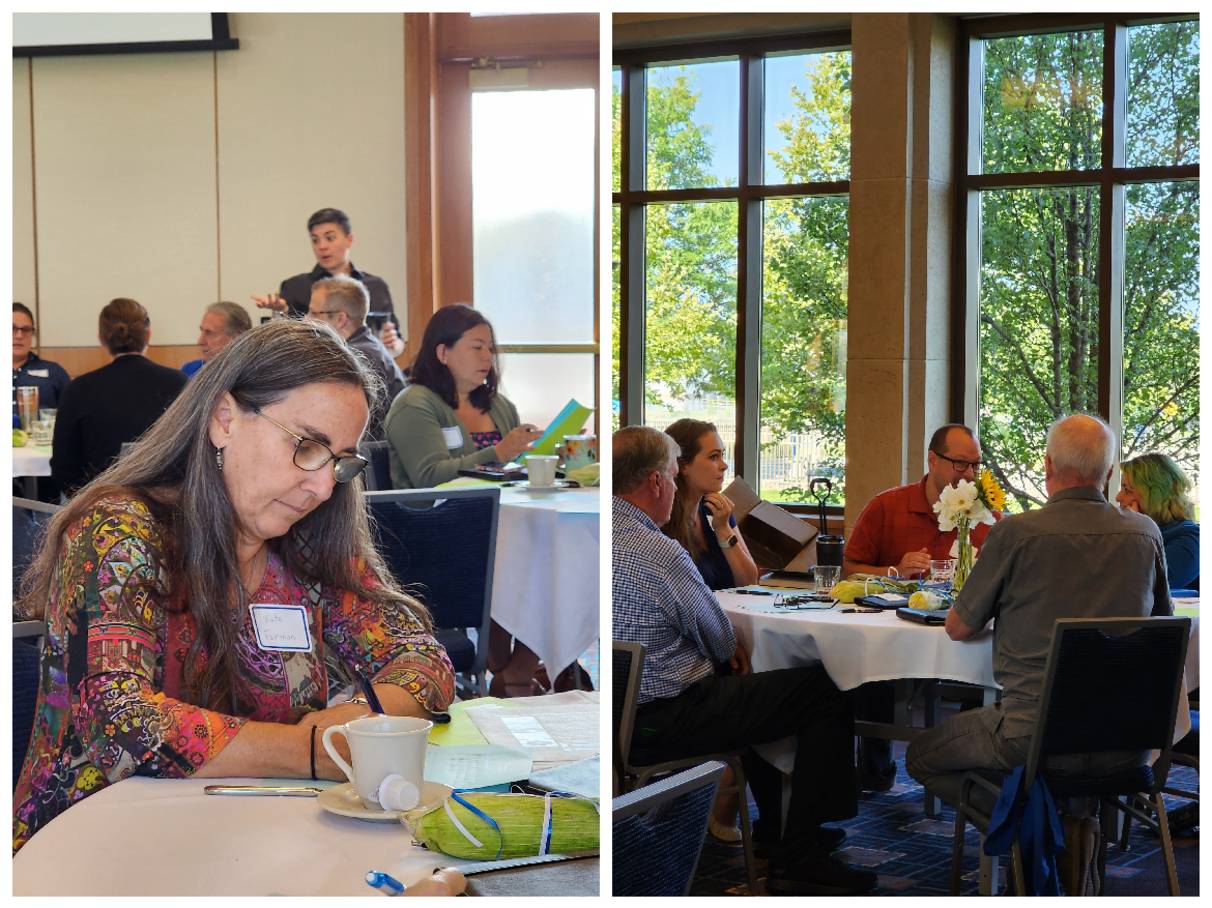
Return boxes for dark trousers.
[631,666,857,843]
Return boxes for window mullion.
[622,64,646,426]
[737,55,763,485]
[1100,22,1127,443]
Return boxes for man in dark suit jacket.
[250,207,404,358]
[51,298,187,496]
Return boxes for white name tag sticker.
[249,604,313,652]
[441,426,463,449]
[27,369,50,378]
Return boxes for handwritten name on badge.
[249,604,313,652]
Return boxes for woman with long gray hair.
[14,320,456,878]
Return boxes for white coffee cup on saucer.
[322,715,431,811]
[526,454,560,488]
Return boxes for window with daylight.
[958,16,1199,512]
[614,34,852,505]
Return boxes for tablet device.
[895,607,950,625]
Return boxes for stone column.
[844,13,956,532]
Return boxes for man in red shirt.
[844,424,1001,790]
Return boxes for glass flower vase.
[952,516,974,592]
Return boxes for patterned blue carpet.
[689,742,1199,896]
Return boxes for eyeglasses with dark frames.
[255,409,368,483]
[934,451,985,473]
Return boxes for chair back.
[359,440,391,491]
[612,760,725,896]
[612,641,644,784]
[1025,616,1191,788]
[364,488,499,678]
[13,638,41,790]
[12,497,59,604]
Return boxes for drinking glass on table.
[928,559,956,586]
[815,565,841,595]
[16,387,38,431]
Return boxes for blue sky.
[617,52,832,187]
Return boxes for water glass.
[16,387,38,431]
[929,559,956,585]
[815,564,841,594]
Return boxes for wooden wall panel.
[30,52,217,347]
[216,13,407,336]
[13,60,37,314]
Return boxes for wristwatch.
[719,533,739,550]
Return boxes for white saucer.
[318,780,452,822]
[520,480,575,492]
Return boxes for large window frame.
[405,13,600,428]
[615,30,851,508]
[952,14,1199,483]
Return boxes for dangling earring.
[216,446,225,471]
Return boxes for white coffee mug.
[527,454,560,488]
[322,715,432,810]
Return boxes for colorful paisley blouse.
[13,496,455,853]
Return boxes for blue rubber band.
[450,789,505,860]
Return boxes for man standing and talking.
[252,207,404,358]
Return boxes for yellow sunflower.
[978,469,1006,513]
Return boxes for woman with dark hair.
[15,320,458,889]
[50,298,188,496]
[385,305,543,697]
[384,304,539,490]
[664,418,760,590]
[1117,452,1200,590]
[663,419,760,844]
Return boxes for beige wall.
[12,13,407,358]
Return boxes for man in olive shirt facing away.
[906,413,1172,789]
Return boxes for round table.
[13,444,52,497]
[490,485,600,676]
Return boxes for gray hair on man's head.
[613,425,679,494]
[314,275,370,324]
[206,301,253,337]
[1046,413,1117,485]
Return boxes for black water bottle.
[810,477,844,569]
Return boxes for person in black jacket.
[51,297,187,496]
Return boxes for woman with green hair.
[1116,453,1199,590]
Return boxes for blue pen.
[365,870,406,896]
[353,668,385,714]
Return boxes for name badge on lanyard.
[249,604,313,652]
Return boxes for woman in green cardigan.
[384,304,543,696]
[385,305,539,489]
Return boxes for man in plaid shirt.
[844,424,1001,792]
[612,426,875,896]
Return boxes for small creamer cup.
[527,455,559,488]
[322,715,432,810]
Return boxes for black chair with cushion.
[613,760,726,897]
[365,488,499,697]
[612,641,757,894]
[359,440,391,492]
[12,497,59,602]
[925,616,1191,896]
[13,633,43,789]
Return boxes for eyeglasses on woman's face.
[255,409,368,483]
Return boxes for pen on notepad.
[734,588,776,596]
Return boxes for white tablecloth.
[13,693,601,896]
[490,486,600,675]
[13,444,52,477]
[719,590,997,691]
[14,775,442,896]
